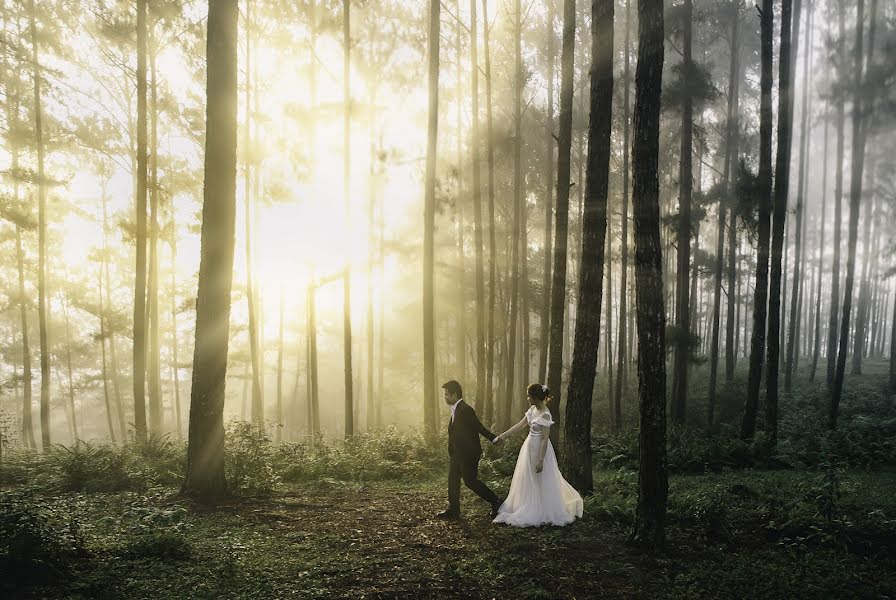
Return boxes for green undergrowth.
[2,468,894,599]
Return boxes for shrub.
[0,492,88,589]
[226,421,281,495]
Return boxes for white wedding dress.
[493,406,584,527]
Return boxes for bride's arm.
[494,416,528,442]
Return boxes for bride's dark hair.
[527,383,552,407]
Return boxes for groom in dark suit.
[436,380,504,520]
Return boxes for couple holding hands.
[436,380,583,528]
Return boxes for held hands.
[492,435,504,446]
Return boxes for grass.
[2,467,895,599]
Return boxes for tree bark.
[671,0,694,427]
[343,0,354,439]
[182,0,238,501]
[28,0,52,449]
[809,117,828,384]
[630,0,667,551]
[482,0,497,425]
[423,0,440,440]
[612,0,632,432]
[148,25,163,434]
[831,0,869,430]
[546,0,576,456]
[766,0,797,446]
[539,0,555,386]
[785,1,812,392]
[563,0,613,495]
[741,0,774,441]
[709,2,739,426]
[470,0,486,416]
[827,1,847,388]
[132,0,148,442]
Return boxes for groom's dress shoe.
[490,499,504,519]
[436,509,460,520]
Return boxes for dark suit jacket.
[448,400,497,463]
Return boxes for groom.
[436,380,504,521]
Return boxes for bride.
[491,384,584,527]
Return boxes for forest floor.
[5,468,896,599]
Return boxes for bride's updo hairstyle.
[527,383,552,407]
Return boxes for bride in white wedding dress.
[491,384,584,527]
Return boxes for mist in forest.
[1,0,896,560]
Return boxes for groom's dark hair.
[442,380,463,399]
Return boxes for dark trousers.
[448,454,499,511]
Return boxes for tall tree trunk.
[28,0,51,449]
[613,0,632,430]
[244,0,264,427]
[61,299,78,441]
[98,268,118,443]
[366,115,376,429]
[785,0,812,392]
[563,0,613,495]
[182,0,238,501]
[831,0,870,430]
[102,178,127,440]
[470,0,486,415]
[455,8,467,383]
[276,290,284,442]
[809,117,829,384]
[827,1,847,388]
[741,0,774,441]
[671,0,694,427]
[8,83,35,448]
[343,0,354,439]
[170,234,182,439]
[423,0,440,440]
[546,0,576,455]
[539,0,555,385]
[851,194,873,375]
[766,0,797,446]
[502,0,524,429]
[709,2,739,425]
[148,26,162,434]
[630,0,667,551]
[307,279,320,439]
[132,0,148,442]
[482,0,497,425]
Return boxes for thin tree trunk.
[61,299,78,441]
[785,1,812,392]
[563,0,613,495]
[132,0,148,442]
[671,0,693,426]
[827,1,847,388]
[613,0,633,430]
[831,0,871,429]
[343,0,354,440]
[630,0,667,551]
[276,289,284,442]
[482,0,497,425]
[8,80,35,448]
[709,3,739,425]
[244,0,264,427]
[182,0,238,501]
[170,234,182,439]
[766,0,798,446]
[98,268,118,443]
[423,0,440,440]
[546,0,576,455]
[539,0,555,385]
[470,0,486,415]
[809,117,829,384]
[741,0,774,441]
[148,26,162,434]
[28,0,52,449]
